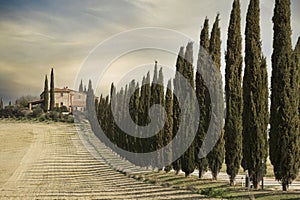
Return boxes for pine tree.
[224,0,243,186]
[195,18,210,178]
[242,0,269,189]
[164,79,173,172]
[49,68,55,111]
[172,47,185,173]
[79,80,83,92]
[181,42,196,176]
[270,0,300,191]
[207,14,225,180]
[43,75,49,112]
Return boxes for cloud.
[0,0,299,105]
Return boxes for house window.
[56,103,59,107]
[61,92,63,97]
[61,102,63,106]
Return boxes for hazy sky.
[0,0,299,105]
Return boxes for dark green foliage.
[0,98,3,110]
[242,0,269,189]
[43,75,49,112]
[15,96,36,108]
[150,62,165,167]
[164,79,173,172]
[49,68,55,111]
[195,18,210,178]
[32,106,44,118]
[181,42,196,176]
[294,37,300,115]
[224,0,243,186]
[270,0,300,191]
[86,80,95,115]
[79,80,83,92]
[172,47,185,173]
[207,14,225,180]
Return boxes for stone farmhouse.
[41,87,86,112]
[29,87,86,112]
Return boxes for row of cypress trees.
[91,0,300,191]
[225,0,300,190]
[93,15,225,178]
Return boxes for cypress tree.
[207,14,225,180]
[294,37,300,115]
[79,80,83,92]
[0,98,3,110]
[270,0,300,191]
[43,75,49,112]
[49,68,55,111]
[181,42,196,177]
[86,80,94,114]
[150,62,159,163]
[242,0,269,189]
[224,0,243,186]
[109,83,117,145]
[195,18,210,178]
[156,67,165,168]
[164,79,173,172]
[172,47,185,174]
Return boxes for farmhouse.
[39,87,86,112]
[28,87,86,112]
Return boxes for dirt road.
[0,120,205,199]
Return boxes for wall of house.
[54,92,70,108]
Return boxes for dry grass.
[0,119,34,186]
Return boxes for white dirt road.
[0,120,207,199]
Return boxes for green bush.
[200,188,224,198]
[32,106,43,118]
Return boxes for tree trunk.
[230,176,235,186]
[198,170,203,179]
[252,176,258,189]
[212,172,218,181]
[282,182,288,191]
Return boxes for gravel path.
[0,121,207,199]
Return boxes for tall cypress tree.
[224,0,243,186]
[156,67,165,168]
[181,42,196,177]
[207,14,225,180]
[0,98,3,110]
[294,37,300,115]
[164,79,173,172]
[150,62,159,166]
[270,0,300,191]
[79,80,83,92]
[172,47,185,174]
[86,80,94,114]
[195,18,210,178]
[242,0,269,189]
[49,68,55,111]
[43,75,49,112]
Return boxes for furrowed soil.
[0,119,208,199]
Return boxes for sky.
[0,0,299,105]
